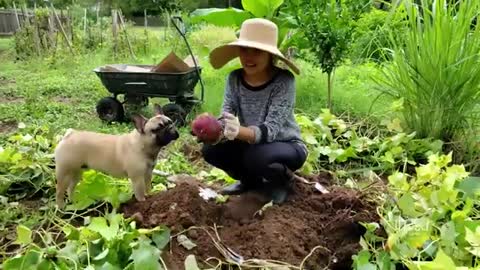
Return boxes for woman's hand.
[222,112,240,140]
[222,112,257,144]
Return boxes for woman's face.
[238,47,272,75]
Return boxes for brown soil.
[120,175,379,270]
[53,96,76,104]
[0,96,24,104]
[0,199,44,264]
[0,76,15,85]
[0,120,17,134]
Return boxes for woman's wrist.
[235,126,257,144]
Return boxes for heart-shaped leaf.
[129,238,162,270]
[152,229,171,250]
[14,224,32,245]
[184,255,201,270]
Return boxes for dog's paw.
[55,200,65,210]
[134,195,146,202]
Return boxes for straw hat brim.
[209,40,300,75]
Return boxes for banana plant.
[188,0,301,53]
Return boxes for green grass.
[0,37,13,53]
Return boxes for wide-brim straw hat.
[209,18,300,75]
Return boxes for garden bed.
[121,175,379,269]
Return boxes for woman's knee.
[290,142,308,171]
[242,142,306,174]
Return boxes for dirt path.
[0,120,17,134]
[121,175,379,270]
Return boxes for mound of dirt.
[120,175,378,270]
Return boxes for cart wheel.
[96,97,125,123]
[162,103,187,126]
[176,96,201,114]
[125,94,149,107]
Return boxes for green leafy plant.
[2,213,172,269]
[189,0,297,52]
[0,124,56,200]
[289,0,371,111]
[296,110,443,176]
[66,170,133,211]
[373,0,480,170]
[350,8,407,63]
[353,152,480,269]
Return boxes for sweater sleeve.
[221,73,237,115]
[254,72,296,143]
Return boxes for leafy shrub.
[297,109,443,176]
[0,124,56,200]
[350,8,407,63]
[354,153,480,269]
[2,213,172,270]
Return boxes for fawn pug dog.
[54,104,179,209]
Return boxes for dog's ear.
[131,114,148,134]
[153,104,163,116]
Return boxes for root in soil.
[120,175,379,270]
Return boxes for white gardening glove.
[222,112,240,140]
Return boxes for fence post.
[32,4,42,56]
[83,8,87,35]
[117,9,135,60]
[96,2,100,24]
[49,2,74,55]
[144,9,148,54]
[112,9,118,57]
[13,2,21,30]
[48,10,56,51]
[98,2,102,45]
[165,10,169,41]
[67,7,73,44]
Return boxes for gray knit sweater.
[221,67,306,149]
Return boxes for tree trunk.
[327,71,332,111]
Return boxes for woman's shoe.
[262,164,295,204]
[270,185,289,204]
[219,181,249,195]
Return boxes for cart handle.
[125,82,147,85]
[170,15,205,103]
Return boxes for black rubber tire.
[162,103,187,126]
[176,96,200,114]
[96,97,125,123]
[124,94,149,107]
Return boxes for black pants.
[201,140,307,188]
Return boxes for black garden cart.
[93,16,204,126]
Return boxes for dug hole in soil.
[120,174,379,270]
